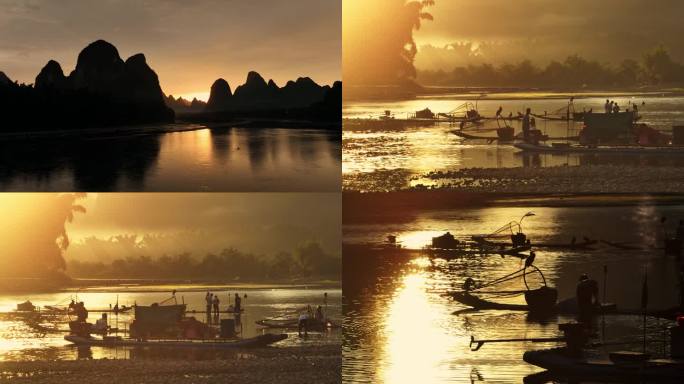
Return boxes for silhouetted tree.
[344,0,435,87]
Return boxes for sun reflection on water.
[379,271,461,384]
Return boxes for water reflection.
[0,125,341,191]
[343,95,684,191]
[343,202,683,383]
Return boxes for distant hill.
[176,72,341,123]
[165,94,206,113]
[205,71,330,112]
[0,40,174,131]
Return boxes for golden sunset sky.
[0,0,341,101]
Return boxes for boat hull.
[515,142,684,154]
[64,333,287,349]
[524,347,684,380]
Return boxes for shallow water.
[0,126,341,192]
[0,285,341,361]
[342,202,683,383]
[343,94,684,191]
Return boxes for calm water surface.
[0,126,341,192]
[0,285,341,361]
[343,202,683,383]
[343,94,684,189]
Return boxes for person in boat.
[522,108,531,142]
[604,99,611,114]
[315,305,324,321]
[576,274,599,322]
[93,313,108,334]
[234,293,242,313]
[206,292,213,316]
[212,294,220,316]
[613,103,620,114]
[73,302,88,322]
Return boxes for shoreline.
[343,86,684,102]
[0,344,341,384]
[343,164,684,195]
[0,118,340,143]
[343,190,684,223]
[0,278,341,295]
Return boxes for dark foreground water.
[343,200,683,383]
[0,126,341,192]
[0,285,341,361]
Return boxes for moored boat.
[64,333,287,349]
[515,141,684,154]
[523,347,684,381]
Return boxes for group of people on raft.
[204,291,243,317]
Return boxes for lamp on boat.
[519,212,535,226]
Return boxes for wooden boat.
[64,333,287,349]
[452,292,616,315]
[451,292,528,311]
[515,142,684,155]
[425,244,531,259]
[255,318,338,330]
[523,347,684,381]
[473,238,596,250]
[600,239,659,251]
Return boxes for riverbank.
[0,344,341,384]
[0,118,340,142]
[343,165,684,194]
[419,165,684,194]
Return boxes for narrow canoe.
[64,333,287,348]
[523,347,684,380]
[452,293,617,315]
[255,318,339,330]
[515,142,684,154]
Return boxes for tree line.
[66,242,340,282]
[417,46,684,88]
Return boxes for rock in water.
[206,78,232,111]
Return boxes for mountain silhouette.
[198,71,334,114]
[165,95,207,113]
[0,40,173,132]
[206,78,233,111]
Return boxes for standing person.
[604,99,611,113]
[234,293,242,313]
[205,292,213,317]
[576,274,599,323]
[298,310,309,337]
[212,294,220,317]
[613,103,620,113]
[522,108,532,143]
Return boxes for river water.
[342,200,683,383]
[0,285,341,361]
[0,126,341,192]
[343,93,684,191]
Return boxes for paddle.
[469,335,565,351]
